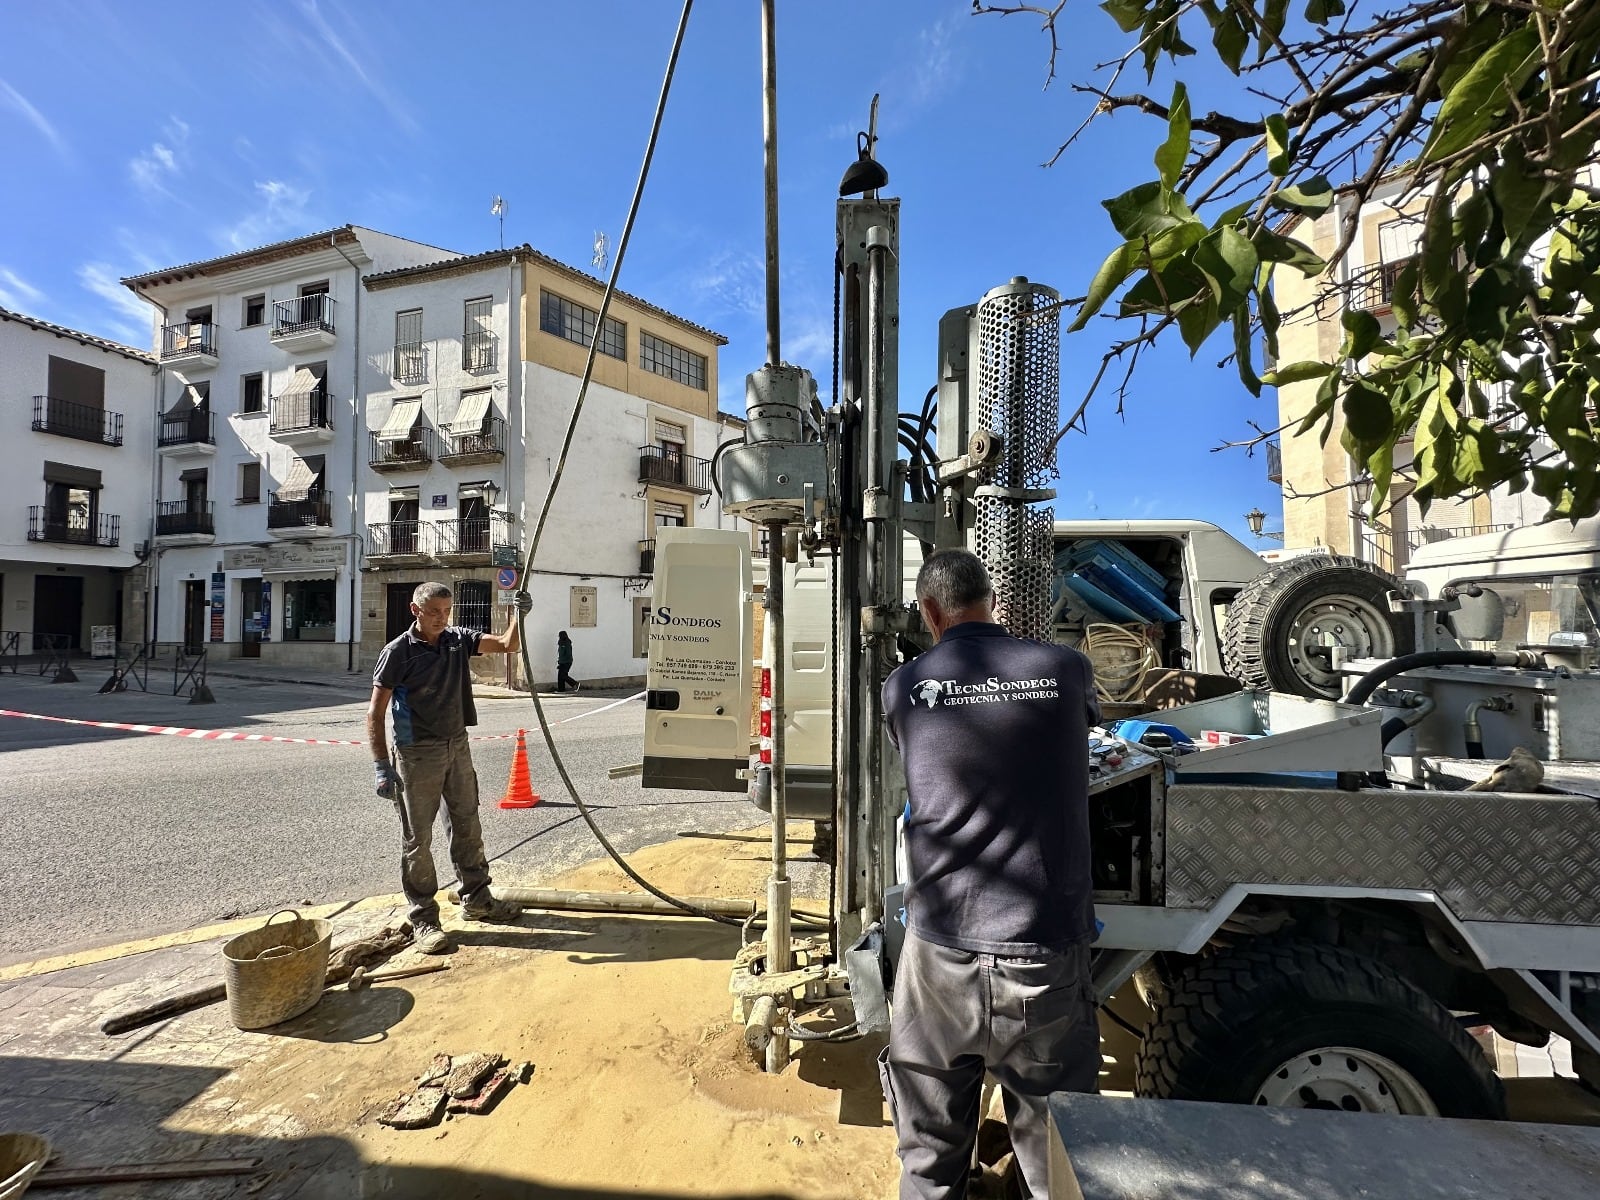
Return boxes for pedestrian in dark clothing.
[880,548,1102,1200]
[556,630,579,692]
[367,581,531,954]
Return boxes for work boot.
[461,895,522,924]
[413,921,453,954]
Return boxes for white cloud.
[219,179,316,251]
[687,249,766,320]
[0,78,69,159]
[129,118,191,198]
[77,262,155,343]
[0,266,45,311]
[296,0,418,133]
[906,15,960,110]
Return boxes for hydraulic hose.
[1345,650,1542,707]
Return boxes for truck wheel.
[1133,940,1506,1118]
[1221,555,1412,698]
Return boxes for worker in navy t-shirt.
[880,547,1101,1200]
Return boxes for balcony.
[155,499,215,544]
[462,330,498,373]
[439,415,506,466]
[27,506,119,547]
[270,391,335,445]
[271,294,337,351]
[638,446,711,493]
[158,410,216,457]
[369,428,434,473]
[266,489,332,533]
[1266,440,1282,485]
[31,396,123,447]
[1405,523,1516,553]
[1350,257,1417,314]
[160,321,218,368]
[392,341,428,384]
[436,514,514,563]
[368,520,435,561]
[639,538,656,575]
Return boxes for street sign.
[492,545,517,567]
[496,567,519,590]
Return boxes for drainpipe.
[331,233,363,673]
[505,249,522,689]
[129,285,168,645]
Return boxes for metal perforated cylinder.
[973,278,1060,640]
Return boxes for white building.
[121,227,454,669]
[0,307,157,656]
[358,247,750,688]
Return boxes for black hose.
[1346,650,1538,707]
[786,1020,861,1043]
[1466,739,1485,760]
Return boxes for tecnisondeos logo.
[651,607,723,629]
[912,674,1060,708]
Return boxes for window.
[640,331,706,390]
[243,295,266,327]
[394,309,424,382]
[238,462,261,504]
[300,281,329,297]
[388,489,419,554]
[242,373,264,415]
[454,580,492,634]
[463,297,495,371]
[654,499,687,529]
[185,305,213,325]
[459,489,489,552]
[181,467,208,509]
[282,579,336,642]
[539,290,625,360]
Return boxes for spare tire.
[1222,554,1413,699]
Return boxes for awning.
[282,367,322,396]
[376,398,422,442]
[179,467,208,483]
[43,461,101,488]
[164,384,206,417]
[451,391,492,432]
[387,485,419,500]
[277,455,320,503]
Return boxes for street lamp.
[481,480,501,511]
[1245,507,1284,542]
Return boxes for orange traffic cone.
[498,729,541,809]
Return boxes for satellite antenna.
[491,196,505,250]
[593,230,609,272]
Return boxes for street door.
[183,580,206,653]
[240,578,263,657]
[32,575,83,650]
[386,583,415,641]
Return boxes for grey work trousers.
[391,732,492,926]
[879,929,1099,1200]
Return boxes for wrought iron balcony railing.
[436,514,513,556]
[439,414,506,463]
[392,341,427,383]
[266,490,331,529]
[161,321,216,359]
[27,506,119,547]
[1405,523,1516,552]
[368,520,434,557]
[1350,257,1417,313]
[31,396,124,446]
[156,499,214,536]
[159,410,214,447]
[637,445,711,492]
[462,330,498,372]
[1266,440,1282,484]
[272,294,336,337]
[368,428,434,470]
[639,538,656,575]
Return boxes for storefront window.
[283,579,337,641]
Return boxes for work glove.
[514,590,532,616]
[374,760,399,800]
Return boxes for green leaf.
[1145,219,1208,265]
[1102,181,1199,241]
[1252,227,1326,273]
[1304,0,1345,24]
[1257,275,1281,361]
[1070,240,1144,332]
[1421,194,1454,302]
[1193,225,1260,309]
[1341,380,1392,450]
[1259,0,1289,61]
[1341,309,1382,360]
[1264,360,1335,387]
[1296,370,1339,438]
[1233,306,1261,397]
[1492,143,1548,241]
[1155,83,1191,188]
[1212,10,1248,74]
[1269,177,1334,217]
[1099,0,1150,35]
[1389,260,1419,328]
[1265,114,1291,178]
[1178,291,1222,354]
[1422,26,1541,163]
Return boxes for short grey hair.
[412,581,452,607]
[916,549,992,613]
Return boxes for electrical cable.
[785,1019,862,1043]
[1100,1003,1145,1041]
[508,0,748,929]
[1082,622,1160,704]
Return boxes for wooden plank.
[32,1157,261,1187]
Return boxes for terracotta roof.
[364,246,530,288]
[121,226,361,288]
[0,306,155,364]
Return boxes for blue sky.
[1,0,1285,542]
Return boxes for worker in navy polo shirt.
[367,580,531,954]
[880,548,1101,1200]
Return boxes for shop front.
[222,543,351,670]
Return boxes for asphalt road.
[0,669,805,966]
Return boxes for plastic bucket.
[221,909,331,1030]
[0,1131,51,1200]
